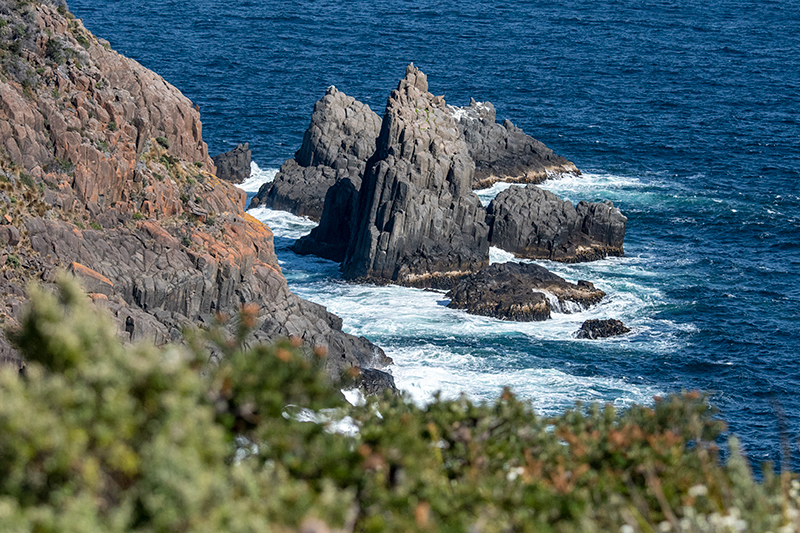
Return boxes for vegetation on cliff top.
[0,276,797,532]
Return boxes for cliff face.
[341,65,490,287]
[0,0,389,377]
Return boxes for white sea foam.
[236,161,277,192]
[246,174,680,410]
[247,206,317,240]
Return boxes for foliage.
[0,277,799,532]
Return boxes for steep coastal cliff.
[0,0,389,377]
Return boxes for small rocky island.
[268,64,628,323]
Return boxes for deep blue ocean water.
[70,0,800,469]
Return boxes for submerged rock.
[341,64,490,288]
[445,262,605,321]
[451,99,579,189]
[212,143,251,183]
[249,86,381,220]
[575,319,631,339]
[487,184,627,263]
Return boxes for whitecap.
[236,161,278,192]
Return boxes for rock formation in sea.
[450,99,579,189]
[248,86,381,220]
[212,142,251,184]
[575,319,631,339]
[486,184,627,263]
[0,1,389,379]
[340,64,490,288]
[445,262,605,321]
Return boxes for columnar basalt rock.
[445,262,605,321]
[0,1,390,380]
[212,143,251,184]
[341,64,490,288]
[487,184,627,263]
[248,86,381,220]
[450,99,580,189]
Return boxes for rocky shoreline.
[0,1,630,394]
[0,0,389,381]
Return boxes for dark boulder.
[575,319,631,339]
[350,367,399,396]
[487,184,627,263]
[341,64,490,288]
[445,262,605,321]
[249,86,380,220]
[212,143,251,184]
[451,99,579,189]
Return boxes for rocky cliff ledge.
[248,86,381,220]
[341,64,490,288]
[0,0,389,378]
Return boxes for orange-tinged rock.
[69,262,114,296]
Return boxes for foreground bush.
[0,278,798,532]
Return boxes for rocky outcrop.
[575,319,630,339]
[292,177,359,262]
[487,185,627,263]
[341,64,490,288]
[0,1,389,379]
[248,86,381,220]
[445,262,605,321]
[351,367,398,396]
[451,99,579,189]
[212,143,251,184]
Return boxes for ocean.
[70,0,800,469]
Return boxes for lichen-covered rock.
[212,143,251,183]
[450,99,579,189]
[0,2,390,379]
[487,184,627,263]
[249,86,380,220]
[445,262,605,321]
[341,64,490,288]
[575,318,631,339]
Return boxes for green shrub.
[0,278,798,532]
[5,255,19,268]
[132,212,144,221]
[155,136,169,149]
[89,221,101,230]
[18,173,33,188]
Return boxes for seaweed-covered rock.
[451,99,579,189]
[445,262,605,321]
[248,86,380,220]
[575,319,631,339]
[341,64,490,288]
[487,184,627,263]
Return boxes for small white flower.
[688,484,708,498]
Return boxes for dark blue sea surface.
[70,0,800,468]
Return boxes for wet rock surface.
[445,262,605,321]
[212,143,251,184]
[487,184,627,263]
[0,3,390,379]
[451,99,579,189]
[249,86,380,220]
[341,64,490,288]
[351,367,399,396]
[575,319,631,339]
